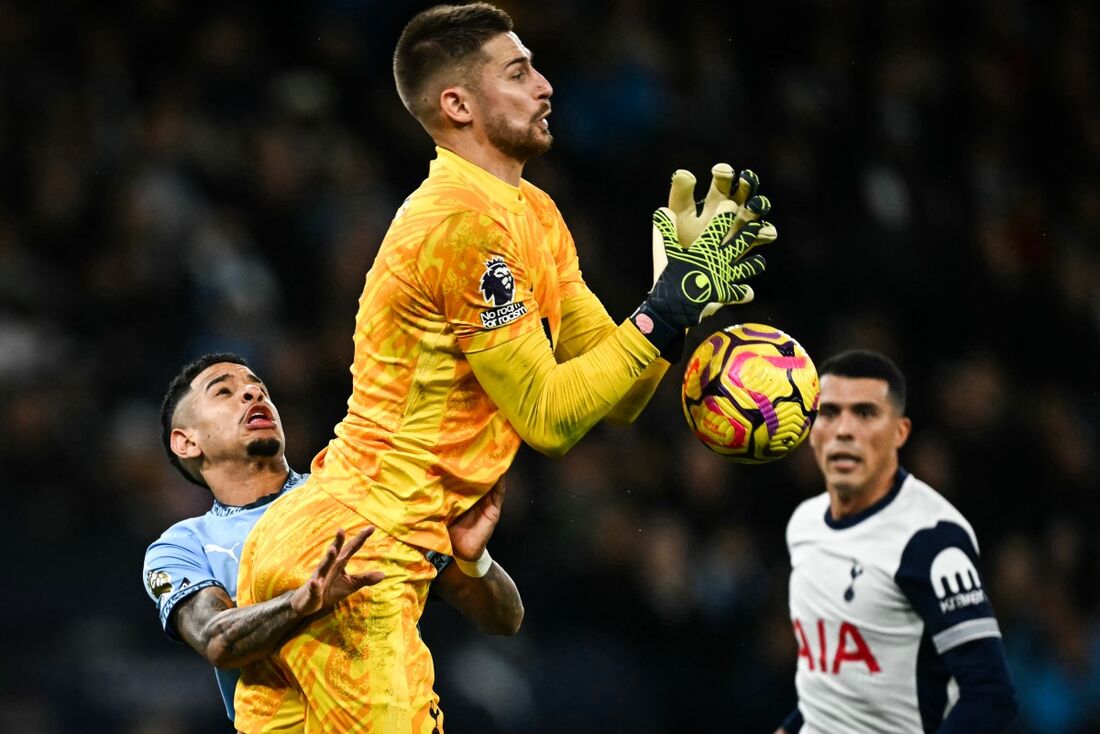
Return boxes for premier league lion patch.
[478,256,528,328]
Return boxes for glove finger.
[731,169,760,206]
[726,194,771,245]
[700,163,735,218]
[730,253,767,281]
[729,221,776,261]
[668,170,698,217]
[754,221,778,246]
[726,220,764,260]
[652,207,679,245]
[710,284,755,310]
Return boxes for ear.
[439,86,475,126]
[894,416,912,450]
[170,427,202,461]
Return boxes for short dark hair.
[393,3,513,122]
[818,349,907,413]
[160,352,250,488]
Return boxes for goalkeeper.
[235,3,777,732]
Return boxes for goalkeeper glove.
[667,164,778,255]
[631,195,772,351]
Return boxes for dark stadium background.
[1,0,1096,731]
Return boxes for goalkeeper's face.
[178,362,286,469]
[473,32,554,162]
[809,375,911,499]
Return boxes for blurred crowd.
[0,0,1097,732]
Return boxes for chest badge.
[843,560,864,602]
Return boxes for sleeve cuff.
[781,707,804,732]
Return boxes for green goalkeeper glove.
[631,195,771,351]
[665,164,777,261]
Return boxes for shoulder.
[787,492,830,541]
[519,179,558,209]
[893,474,978,549]
[405,171,505,232]
[145,515,207,558]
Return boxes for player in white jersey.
[142,353,523,727]
[777,349,1016,734]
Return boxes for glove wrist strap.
[630,301,684,355]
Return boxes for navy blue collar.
[824,467,909,529]
[210,469,302,517]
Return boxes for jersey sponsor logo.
[792,618,881,674]
[147,570,173,599]
[204,542,241,564]
[843,560,864,602]
[930,547,986,613]
[478,257,528,329]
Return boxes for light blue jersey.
[142,470,307,720]
[142,469,453,722]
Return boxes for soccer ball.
[681,323,820,463]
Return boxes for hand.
[632,194,772,348]
[289,527,384,616]
[448,477,506,562]
[665,164,777,264]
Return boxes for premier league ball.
[682,323,820,463]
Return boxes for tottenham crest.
[478,256,527,328]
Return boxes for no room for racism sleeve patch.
[478,256,528,329]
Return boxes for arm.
[555,290,671,425]
[434,478,524,635]
[420,211,658,458]
[936,638,1017,733]
[466,321,657,457]
[894,521,1017,733]
[433,560,523,635]
[175,527,383,669]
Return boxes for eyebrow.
[202,371,267,393]
[203,373,232,393]
[505,54,532,68]
[820,401,881,411]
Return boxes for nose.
[833,410,856,439]
[534,68,552,99]
[241,384,265,403]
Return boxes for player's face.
[474,32,553,162]
[809,375,911,498]
[183,362,285,463]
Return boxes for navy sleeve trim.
[159,579,225,640]
[781,707,803,733]
[894,520,996,637]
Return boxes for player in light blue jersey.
[143,353,523,727]
[777,350,1016,734]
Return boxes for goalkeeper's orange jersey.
[311,147,588,553]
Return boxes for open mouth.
[535,106,551,129]
[827,451,861,469]
[245,406,275,428]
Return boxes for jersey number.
[792,618,881,674]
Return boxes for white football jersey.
[786,470,1001,734]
